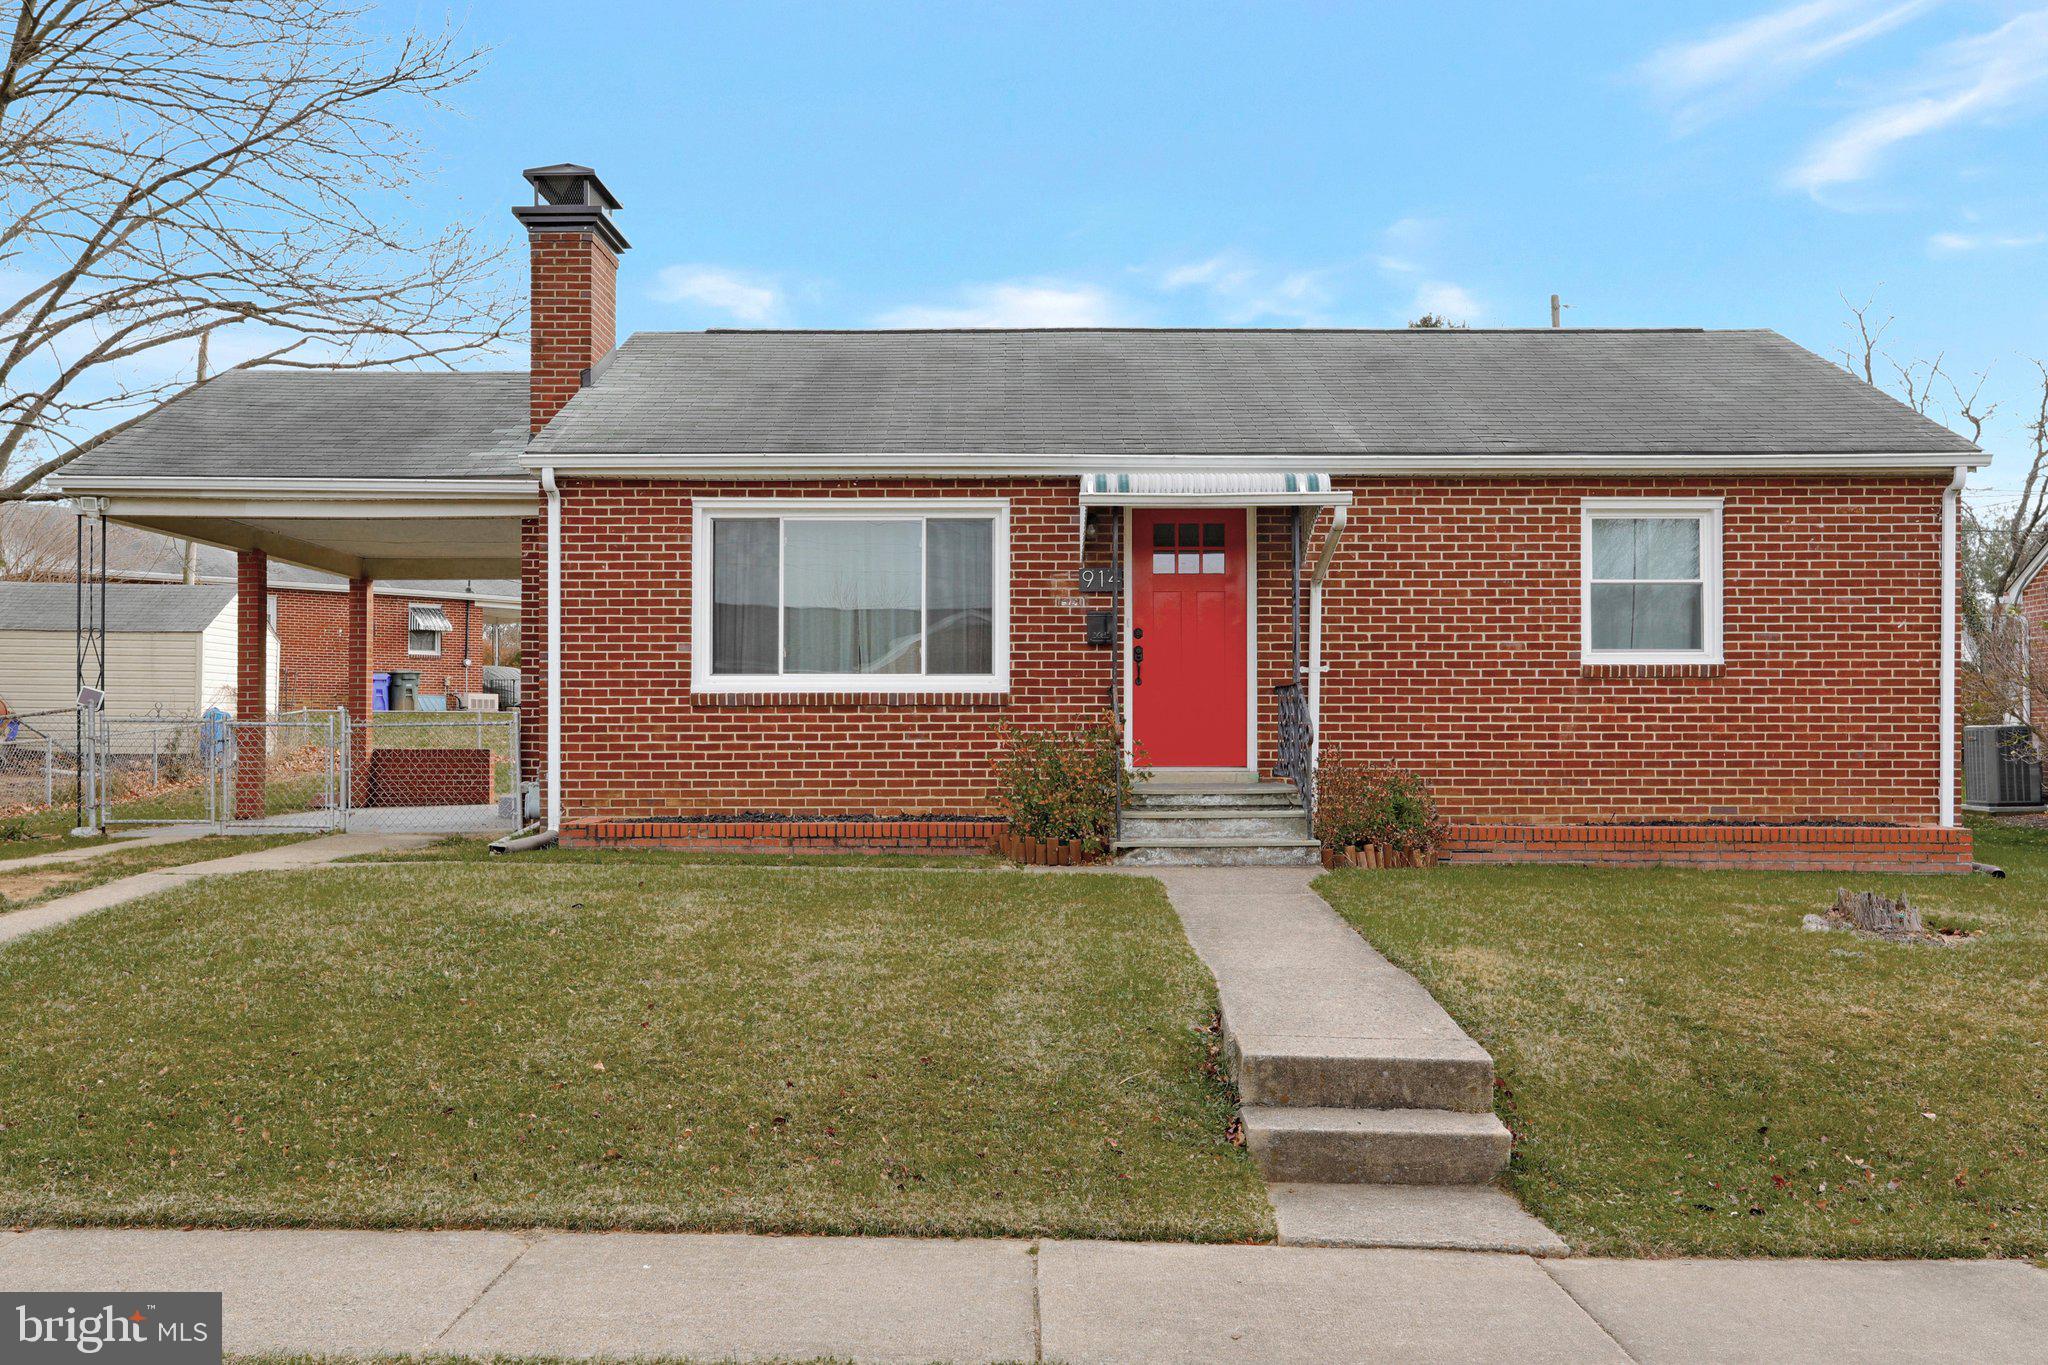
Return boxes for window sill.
[1580,661,1724,679]
[690,690,1012,710]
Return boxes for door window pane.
[926,519,993,674]
[783,520,922,674]
[1152,521,1176,574]
[710,518,779,674]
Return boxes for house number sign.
[1077,566,1124,593]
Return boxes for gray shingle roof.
[528,328,1979,458]
[0,582,234,633]
[62,371,529,481]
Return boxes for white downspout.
[1307,504,1350,768]
[542,465,563,834]
[1940,465,1963,828]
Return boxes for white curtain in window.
[783,519,922,674]
[926,519,993,674]
[1589,518,1703,651]
[711,518,779,675]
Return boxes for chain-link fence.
[0,710,84,821]
[351,711,520,832]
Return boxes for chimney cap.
[521,163,623,211]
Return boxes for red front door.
[1131,510,1248,768]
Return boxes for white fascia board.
[52,475,539,515]
[523,450,1983,477]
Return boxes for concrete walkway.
[1,1228,2044,1362]
[1152,866,1561,1252]
[0,831,434,946]
[0,822,213,871]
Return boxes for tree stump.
[1834,888,1921,936]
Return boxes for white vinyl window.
[1580,498,1723,665]
[691,499,1010,694]
[408,603,451,657]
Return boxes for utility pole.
[182,333,209,583]
[1549,294,1564,329]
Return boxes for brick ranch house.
[0,499,513,711]
[52,164,1984,870]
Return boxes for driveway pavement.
[0,1228,2044,1362]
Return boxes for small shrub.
[990,721,1138,853]
[0,817,31,843]
[1313,757,1444,856]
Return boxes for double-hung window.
[408,603,452,657]
[1580,498,1723,664]
[692,499,1009,694]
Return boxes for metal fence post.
[43,738,53,808]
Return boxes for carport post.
[346,577,375,806]
[233,548,269,820]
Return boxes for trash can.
[388,670,421,712]
[372,672,392,712]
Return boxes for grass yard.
[0,862,1270,1242]
[1316,818,2048,1258]
[0,834,310,912]
[344,834,1001,870]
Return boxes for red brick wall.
[534,474,1951,827]
[2024,571,2048,718]
[1260,476,1948,825]
[542,478,1115,817]
[272,587,487,710]
[527,229,617,433]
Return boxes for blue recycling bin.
[372,672,392,712]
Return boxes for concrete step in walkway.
[0,832,435,948]
[1151,866,1555,1252]
[4,1227,2046,1362]
[1119,777,1319,865]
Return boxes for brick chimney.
[513,164,629,433]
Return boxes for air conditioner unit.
[460,692,500,712]
[1962,725,2044,813]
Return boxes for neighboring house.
[0,582,277,735]
[46,163,1987,869]
[2005,539,2048,724]
[0,501,514,710]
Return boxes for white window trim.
[407,603,446,658]
[691,497,1011,695]
[1580,497,1724,666]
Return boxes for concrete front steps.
[1117,773,1321,866]
[1153,867,1565,1254]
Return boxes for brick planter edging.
[561,816,1003,855]
[1438,822,1974,874]
[993,828,1103,866]
[1320,844,1441,870]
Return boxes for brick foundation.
[1439,822,1974,874]
[561,816,1003,854]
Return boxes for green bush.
[1313,757,1444,855]
[990,721,1138,851]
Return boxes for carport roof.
[61,371,530,482]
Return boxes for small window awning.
[408,605,455,633]
[1078,472,1350,507]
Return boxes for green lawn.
[0,834,311,912]
[0,862,1269,1242]
[1316,818,2048,1258]
[344,834,1000,870]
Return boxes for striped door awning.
[1078,472,1349,506]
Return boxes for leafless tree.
[0,0,517,499]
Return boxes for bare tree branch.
[0,0,517,498]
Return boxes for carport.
[50,371,534,820]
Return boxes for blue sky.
[391,1,2047,491]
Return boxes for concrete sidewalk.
[0,823,213,871]
[0,831,433,946]
[0,1228,2044,1362]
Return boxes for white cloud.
[1152,253,1333,323]
[1641,0,1936,129]
[1928,228,2048,254]
[1787,8,2048,191]
[1407,282,1484,326]
[874,281,1129,328]
[651,264,783,324]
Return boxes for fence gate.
[218,710,349,832]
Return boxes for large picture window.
[1580,498,1723,664]
[694,500,1008,693]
